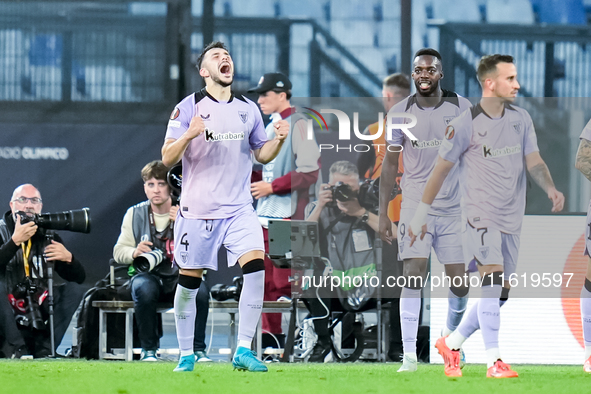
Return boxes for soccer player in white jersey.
[409,54,564,378]
[161,41,289,373]
[379,48,472,372]
[575,119,591,372]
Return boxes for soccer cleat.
[584,356,591,373]
[397,354,418,372]
[174,355,195,372]
[232,347,268,372]
[487,360,518,378]
[459,348,466,369]
[140,349,158,362]
[435,337,462,377]
[195,350,212,363]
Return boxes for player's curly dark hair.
[196,41,229,70]
[477,54,514,83]
[414,48,442,61]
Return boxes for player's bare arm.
[408,156,454,245]
[525,151,565,212]
[253,119,289,164]
[162,110,205,167]
[575,138,591,183]
[378,148,400,244]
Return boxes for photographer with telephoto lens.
[304,161,381,362]
[113,161,211,362]
[0,184,86,358]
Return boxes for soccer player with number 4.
[409,54,564,378]
[162,41,289,373]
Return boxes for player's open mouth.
[220,63,231,76]
[419,81,431,90]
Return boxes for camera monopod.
[44,233,56,358]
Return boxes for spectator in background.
[249,73,321,349]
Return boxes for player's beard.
[415,79,439,97]
[212,73,233,88]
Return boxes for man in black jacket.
[0,184,85,358]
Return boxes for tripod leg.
[280,297,298,362]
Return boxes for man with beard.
[379,48,472,372]
[162,41,289,372]
[409,54,564,378]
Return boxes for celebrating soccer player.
[409,54,564,378]
[575,119,591,373]
[161,41,289,373]
[379,48,472,372]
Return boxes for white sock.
[486,347,501,368]
[445,330,467,350]
[174,284,199,357]
[581,285,591,360]
[237,270,265,345]
[400,287,421,355]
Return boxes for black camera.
[210,276,243,302]
[325,181,357,205]
[16,208,91,234]
[12,280,46,331]
[357,178,380,210]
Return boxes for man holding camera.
[305,161,380,362]
[113,160,211,362]
[0,184,85,358]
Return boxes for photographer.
[304,161,380,362]
[113,161,211,362]
[0,184,86,358]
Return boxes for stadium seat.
[431,0,481,22]
[486,0,535,24]
[536,0,587,25]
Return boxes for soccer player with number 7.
[409,54,564,378]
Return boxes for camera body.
[11,279,46,331]
[210,276,243,302]
[324,181,357,205]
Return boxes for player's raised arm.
[162,107,205,167]
[252,119,289,164]
[525,151,564,213]
[408,156,455,245]
[378,147,400,244]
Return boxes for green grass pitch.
[1,360,588,394]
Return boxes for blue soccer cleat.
[232,347,268,372]
[173,354,195,372]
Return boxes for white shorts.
[464,221,520,276]
[173,205,264,270]
[398,208,464,265]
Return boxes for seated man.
[304,161,381,362]
[0,184,86,358]
[113,160,211,362]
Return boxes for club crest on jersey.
[180,252,189,264]
[511,121,522,134]
[204,128,245,142]
[170,108,180,120]
[443,116,455,125]
[445,125,455,140]
[238,111,248,124]
[479,247,489,259]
